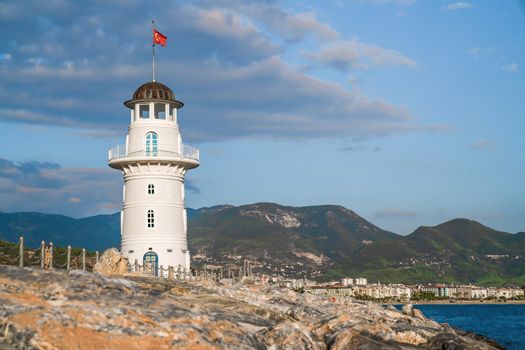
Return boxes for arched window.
[147,210,155,228]
[145,132,158,156]
[148,184,155,195]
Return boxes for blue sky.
[0,0,523,234]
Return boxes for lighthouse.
[108,80,199,275]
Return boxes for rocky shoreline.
[0,265,503,349]
[387,300,525,305]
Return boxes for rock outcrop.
[0,265,503,349]
[92,248,129,276]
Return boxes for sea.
[406,304,525,350]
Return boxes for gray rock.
[92,248,129,276]
[402,303,413,316]
[0,265,503,350]
[386,304,398,312]
[413,308,426,320]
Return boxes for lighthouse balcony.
[108,143,199,165]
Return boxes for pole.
[152,20,156,82]
[67,245,71,271]
[82,248,86,271]
[49,242,53,269]
[40,241,45,268]
[19,236,23,267]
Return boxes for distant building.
[470,287,488,299]
[355,277,368,286]
[280,279,309,289]
[455,286,472,299]
[419,284,449,298]
[259,275,270,285]
[307,280,523,302]
[341,277,354,286]
[340,277,367,286]
[309,283,410,301]
[493,288,524,299]
[309,286,355,299]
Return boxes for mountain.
[338,218,525,285]
[1,204,524,286]
[188,203,396,279]
[0,212,119,250]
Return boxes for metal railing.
[127,259,256,283]
[1,236,259,284]
[0,236,98,272]
[108,143,199,162]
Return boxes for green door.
[143,251,158,276]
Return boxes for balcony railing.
[108,143,199,162]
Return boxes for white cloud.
[169,57,444,141]
[0,165,121,217]
[259,11,340,42]
[0,53,11,62]
[339,145,382,152]
[357,0,416,6]
[187,1,340,43]
[468,47,496,57]
[0,108,96,128]
[471,140,495,151]
[443,2,472,10]
[0,0,439,142]
[78,129,124,138]
[0,3,16,18]
[375,209,418,218]
[501,63,518,72]
[177,5,281,58]
[304,39,417,71]
[0,55,441,141]
[0,157,202,217]
[468,47,481,56]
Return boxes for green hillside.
[1,204,524,286]
[330,219,525,286]
[0,212,120,250]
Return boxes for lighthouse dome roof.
[124,81,184,109]
[133,81,175,101]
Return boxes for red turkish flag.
[153,29,167,46]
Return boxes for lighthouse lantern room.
[108,80,199,276]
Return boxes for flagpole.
[152,20,156,82]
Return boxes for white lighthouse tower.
[108,80,199,275]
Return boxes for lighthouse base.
[122,235,190,277]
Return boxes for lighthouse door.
[143,251,158,276]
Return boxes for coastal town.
[191,259,525,303]
[267,276,525,303]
